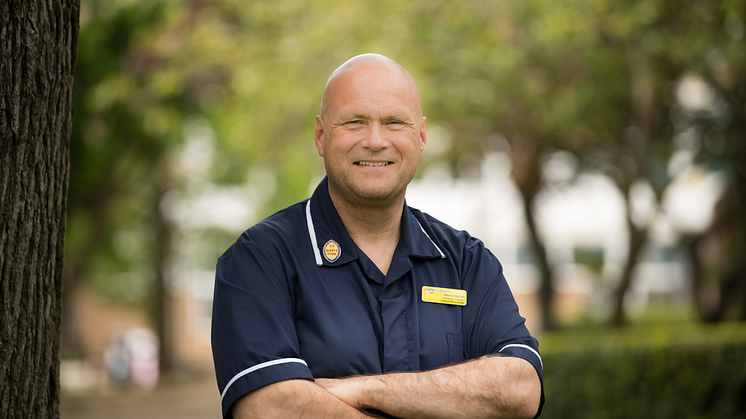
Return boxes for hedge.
[537,322,746,419]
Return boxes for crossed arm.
[232,355,541,419]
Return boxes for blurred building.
[408,149,725,330]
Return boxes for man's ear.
[419,116,427,156]
[314,115,325,157]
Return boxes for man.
[212,53,544,419]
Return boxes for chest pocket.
[447,332,464,364]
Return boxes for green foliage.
[539,323,746,418]
[66,0,746,317]
[67,0,173,301]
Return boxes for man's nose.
[361,123,387,151]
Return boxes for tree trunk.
[609,209,648,327]
[684,234,712,321]
[153,170,175,372]
[522,191,555,331]
[608,47,656,327]
[0,1,79,418]
[510,136,555,331]
[695,174,746,322]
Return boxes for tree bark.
[0,1,79,418]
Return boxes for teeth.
[356,161,389,166]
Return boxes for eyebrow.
[336,110,414,123]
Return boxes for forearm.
[232,379,373,419]
[318,355,541,419]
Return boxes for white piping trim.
[220,358,308,402]
[499,344,543,369]
[415,219,445,258]
[306,200,323,266]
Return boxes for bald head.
[313,53,427,208]
[320,54,422,120]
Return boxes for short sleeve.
[211,236,314,419]
[460,240,545,417]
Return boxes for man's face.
[315,66,427,208]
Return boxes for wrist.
[355,375,387,410]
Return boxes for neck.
[327,185,404,275]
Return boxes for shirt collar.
[306,177,445,267]
[400,202,446,260]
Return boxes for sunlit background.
[60,0,746,418]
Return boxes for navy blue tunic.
[212,178,544,418]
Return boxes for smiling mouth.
[354,161,391,166]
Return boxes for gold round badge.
[323,240,341,263]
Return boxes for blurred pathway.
[60,373,222,419]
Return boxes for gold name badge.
[422,286,467,306]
